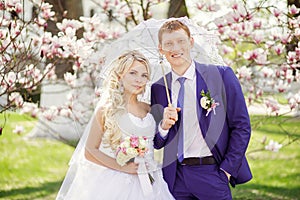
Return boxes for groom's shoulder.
[195,61,231,75]
[152,73,170,87]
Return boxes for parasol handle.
[159,58,172,107]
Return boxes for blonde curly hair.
[99,50,150,150]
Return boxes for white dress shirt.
[159,61,212,158]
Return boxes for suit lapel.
[195,63,211,138]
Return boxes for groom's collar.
[171,61,195,85]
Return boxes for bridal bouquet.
[116,135,155,185]
[116,136,149,166]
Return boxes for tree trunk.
[167,0,189,18]
[44,0,83,78]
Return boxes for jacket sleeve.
[150,84,168,149]
[219,67,251,178]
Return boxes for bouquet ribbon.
[134,156,153,196]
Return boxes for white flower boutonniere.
[200,90,220,116]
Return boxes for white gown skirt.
[62,159,174,200]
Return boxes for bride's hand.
[120,162,139,174]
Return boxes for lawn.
[232,115,300,200]
[0,113,299,200]
[0,113,74,200]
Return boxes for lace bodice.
[99,112,156,158]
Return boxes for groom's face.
[159,29,194,70]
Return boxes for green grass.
[0,113,299,199]
[232,115,300,200]
[0,113,74,200]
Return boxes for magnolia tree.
[193,0,300,152]
[1,0,299,150]
[0,0,59,133]
[0,0,166,143]
[201,0,300,113]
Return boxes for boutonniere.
[200,89,220,116]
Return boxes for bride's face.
[121,60,149,95]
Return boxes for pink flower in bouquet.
[116,136,149,166]
[130,136,139,148]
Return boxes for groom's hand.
[161,106,180,130]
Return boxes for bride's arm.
[84,108,138,174]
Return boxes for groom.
[151,20,252,199]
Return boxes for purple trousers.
[172,164,232,200]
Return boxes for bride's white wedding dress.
[56,111,174,200]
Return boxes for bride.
[56,50,174,199]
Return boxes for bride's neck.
[123,93,138,107]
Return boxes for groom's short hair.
[158,20,191,44]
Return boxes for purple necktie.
[177,77,186,162]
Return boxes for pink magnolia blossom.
[272,8,282,18]
[60,108,72,117]
[13,125,24,135]
[256,89,263,98]
[5,0,19,9]
[64,72,77,87]
[265,98,280,114]
[236,22,252,37]
[5,71,17,85]
[288,93,300,110]
[0,1,4,10]
[275,80,288,93]
[287,51,297,64]
[9,92,23,108]
[273,44,284,55]
[248,94,254,104]
[221,45,234,55]
[237,5,248,19]
[21,102,39,118]
[288,98,297,110]
[237,66,252,80]
[280,34,291,44]
[295,29,300,37]
[56,19,82,33]
[228,31,239,43]
[231,2,238,10]
[230,11,241,23]
[196,2,205,10]
[207,3,220,12]
[15,2,23,13]
[252,20,262,29]
[289,19,300,29]
[265,140,282,152]
[289,4,299,15]
[42,106,59,121]
[40,2,55,20]
[261,67,274,78]
[252,32,264,44]
[243,48,268,65]
[243,49,260,61]
[44,63,57,81]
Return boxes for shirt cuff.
[158,121,169,138]
[220,168,231,180]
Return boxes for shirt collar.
[172,61,195,84]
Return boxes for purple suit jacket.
[151,62,252,190]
